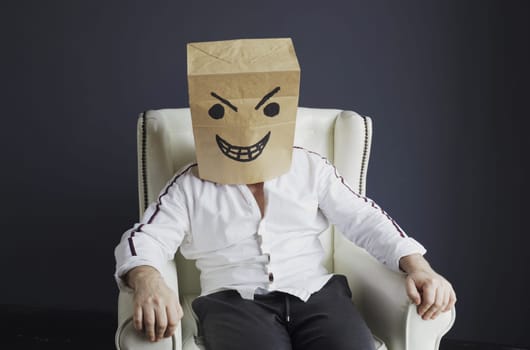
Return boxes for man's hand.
[399,254,457,321]
[125,266,183,342]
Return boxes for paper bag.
[187,38,301,184]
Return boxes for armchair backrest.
[137,107,372,295]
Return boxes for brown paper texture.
[187,38,301,184]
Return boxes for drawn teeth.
[216,131,271,162]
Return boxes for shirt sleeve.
[316,155,427,273]
[114,176,190,292]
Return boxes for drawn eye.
[208,103,224,119]
[263,102,279,117]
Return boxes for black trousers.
[191,275,376,350]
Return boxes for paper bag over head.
[187,38,301,184]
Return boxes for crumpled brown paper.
[187,38,301,184]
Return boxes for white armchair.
[115,107,455,350]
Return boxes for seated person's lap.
[192,275,376,350]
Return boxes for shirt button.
[268,272,274,282]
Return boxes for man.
[115,38,456,350]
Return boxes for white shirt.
[114,147,426,301]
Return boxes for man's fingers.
[432,289,451,320]
[406,277,421,305]
[424,284,444,320]
[418,281,436,318]
[155,305,168,341]
[444,289,457,312]
[131,279,183,341]
[164,305,180,338]
[439,288,451,314]
[429,287,448,320]
[428,285,443,319]
[406,271,456,320]
[177,302,184,320]
[133,305,143,331]
[143,307,156,342]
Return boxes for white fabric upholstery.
[115,107,455,350]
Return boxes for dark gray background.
[2,0,529,347]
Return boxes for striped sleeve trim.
[128,163,197,256]
[294,146,406,238]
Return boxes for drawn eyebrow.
[211,92,238,112]
[255,86,281,110]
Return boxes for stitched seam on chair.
[293,146,406,237]
[141,112,149,212]
[359,116,368,195]
[128,112,148,256]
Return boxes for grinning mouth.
[215,131,271,162]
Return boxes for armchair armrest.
[333,232,455,350]
[115,259,182,350]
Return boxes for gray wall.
[2,0,529,347]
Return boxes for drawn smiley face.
[207,86,281,162]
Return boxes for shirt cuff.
[388,237,427,274]
[114,259,164,293]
